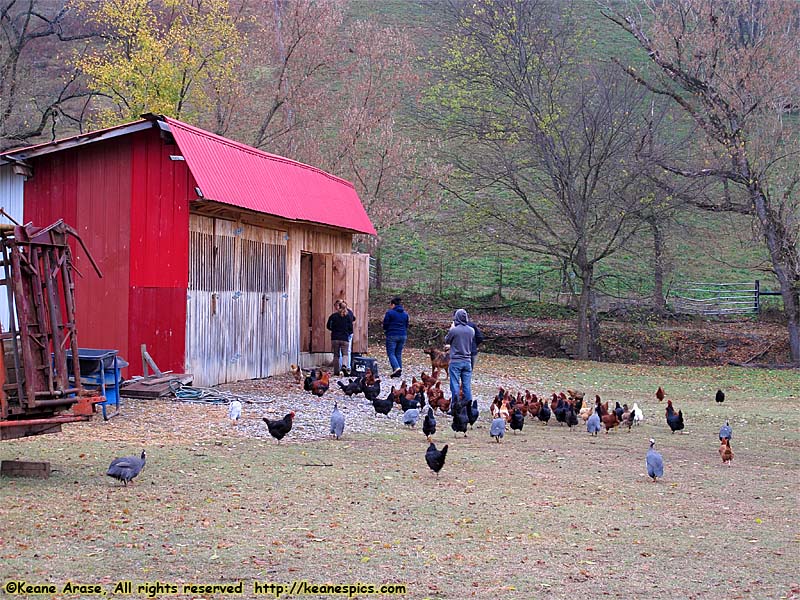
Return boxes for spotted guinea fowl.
[228,400,242,424]
[330,402,345,440]
[107,450,146,486]
[490,416,506,442]
[719,421,732,441]
[646,439,664,482]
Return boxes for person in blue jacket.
[382,296,409,378]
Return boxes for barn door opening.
[301,253,369,355]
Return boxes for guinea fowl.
[403,405,421,428]
[422,407,437,442]
[330,402,345,440]
[510,408,524,434]
[107,450,146,486]
[586,409,601,436]
[263,411,295,442]
[719,421,732,441]
[715,389,725,403]
[646,439,664,482]
[490,416,506,442]
[665,400,684,433]
[425,442,448,477]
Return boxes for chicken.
[425,442,448,477]
[427,381,448,413]
[715,389,725,403]
[490,416,506,442]
[601,410,619,433]
[337,377,363,397]
[330,402,345,440]
[613,402,624,422]
[361,370,381,401]
[263,412,295,442]
[372,395,394,416]
[310,371,331,397]
[620,404,634,431]
[719,438,734,465]
[537,401,551,424]
[422,407,437,442]
[665,400,684,433]
[403,406,421,428]
[656,386,665,402]
[719,421,732,441]
[400,392,421,413]
[451,398,469,437]
[632,402,644,425]
[510,408,524,434]
[554,397,568,425]
[107,450,146,486]
[646,438,664,482]
[424,347,450,373]
[303,368,320,391]
[290,363,303,384]
[586,410,601,436]
[228,399,242,424]
[420,369,440,388]
[566,405,579,430]
[468,398,480,428]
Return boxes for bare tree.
[603,0,800,364]
[431,0,660,359]
[0,0,94,149]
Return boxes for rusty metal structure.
[0,219,103,440]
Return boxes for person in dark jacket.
[382,296,409,378]
[339,300,356,371]
[327,301,353,376]
[445,309,475,407]
[467,319,485,370]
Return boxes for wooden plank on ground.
[120,374,193,398]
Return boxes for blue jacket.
[382,304,409,337]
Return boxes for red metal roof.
[164,117,376,235]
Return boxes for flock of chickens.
[104,358,736,486]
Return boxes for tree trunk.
[589,287,601,360]
[374,244,383,291]
[575,263,594,360]
[649,217,667,316]
[748,184,800,364]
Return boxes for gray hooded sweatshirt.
[445,309,475,362]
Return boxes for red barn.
[0,114,375,386]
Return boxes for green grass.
[1,350,797,599]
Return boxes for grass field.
[1,349,798,600]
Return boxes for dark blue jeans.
[385,336,406,371]
[449,359,472,404]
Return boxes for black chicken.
[538,401,551,424]
[566,405,579,429]
[107,450,146,486]
[614,402,624,422]
[665,401,684,433]
[422,407,437,442]
[467,398,480,428]
[400,394,420,412]
[263,411,295,442]
[337,377,364,397]
[372,395,393,416]
[303,369,320,392]
[451,398,469,437]
[361,374,381,401]
[425,442,448,477]
[715,389,725,403]
[510,408,524,433]
[554,398,568,425]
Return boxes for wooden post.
[755,280,760,314]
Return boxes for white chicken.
[632,402,644,425]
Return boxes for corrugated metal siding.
[186,214,288,386]
[0,165,24,331]
[165,117,376,236]
[128,129,191,375]
[23,143,131,362]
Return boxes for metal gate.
[186,215,287,386]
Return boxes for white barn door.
[186,215,287,386]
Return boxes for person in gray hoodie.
[445,309,475,408]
